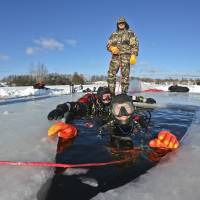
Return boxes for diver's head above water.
[97,86,112,105]
[111,94,134,125]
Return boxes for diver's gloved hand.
[109,46,119,55]
[149,130,179,149]
[47,103,69,120]
[145,98,156,104]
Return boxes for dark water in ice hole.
[39,105,196,200]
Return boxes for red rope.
[0,159,129,168]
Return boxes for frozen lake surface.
[0,92,200,200]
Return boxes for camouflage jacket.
[107,29,139,56]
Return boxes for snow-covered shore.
[0,84,99,99]
[1,82,200,101]
[141,82,200,93]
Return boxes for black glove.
[145,98,156,104]
[47,103,69,120]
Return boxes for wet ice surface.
[0,92,199,200]
[0,94,82,200]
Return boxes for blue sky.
[0,0,200,79]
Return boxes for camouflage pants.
[107,54,131,94]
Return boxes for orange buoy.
[48,122,77,139]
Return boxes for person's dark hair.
[97,86,111,96]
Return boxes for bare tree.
[30,63,48,82]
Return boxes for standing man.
[107,17,139,95]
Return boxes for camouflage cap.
[117,17,127,24]
[117,17,129,30]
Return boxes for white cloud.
[34,37,64,50]
[26,47,35,55]
[26,47,42,55]
[65,39,77,47]
[26,37,64,55]
[0,53,10,61]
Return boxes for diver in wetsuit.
[48,86,112,123]
[48,91,178,160]
[47,87,158,160]
[101,94,180,160]
[48,85,156,125]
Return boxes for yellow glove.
[109,46,119,55]
[130,54,137,65]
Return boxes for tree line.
[2,74,200,86]
[0,64,86,86]
[0,63,109,86]
[1,63,200,86]
[140,77,200,85]
[1,73,87,86]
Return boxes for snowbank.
[0,86,70,98]
[141,82,200,93]
[1,82,200,101]
[0,84,101,102]
[129,80,200,93]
